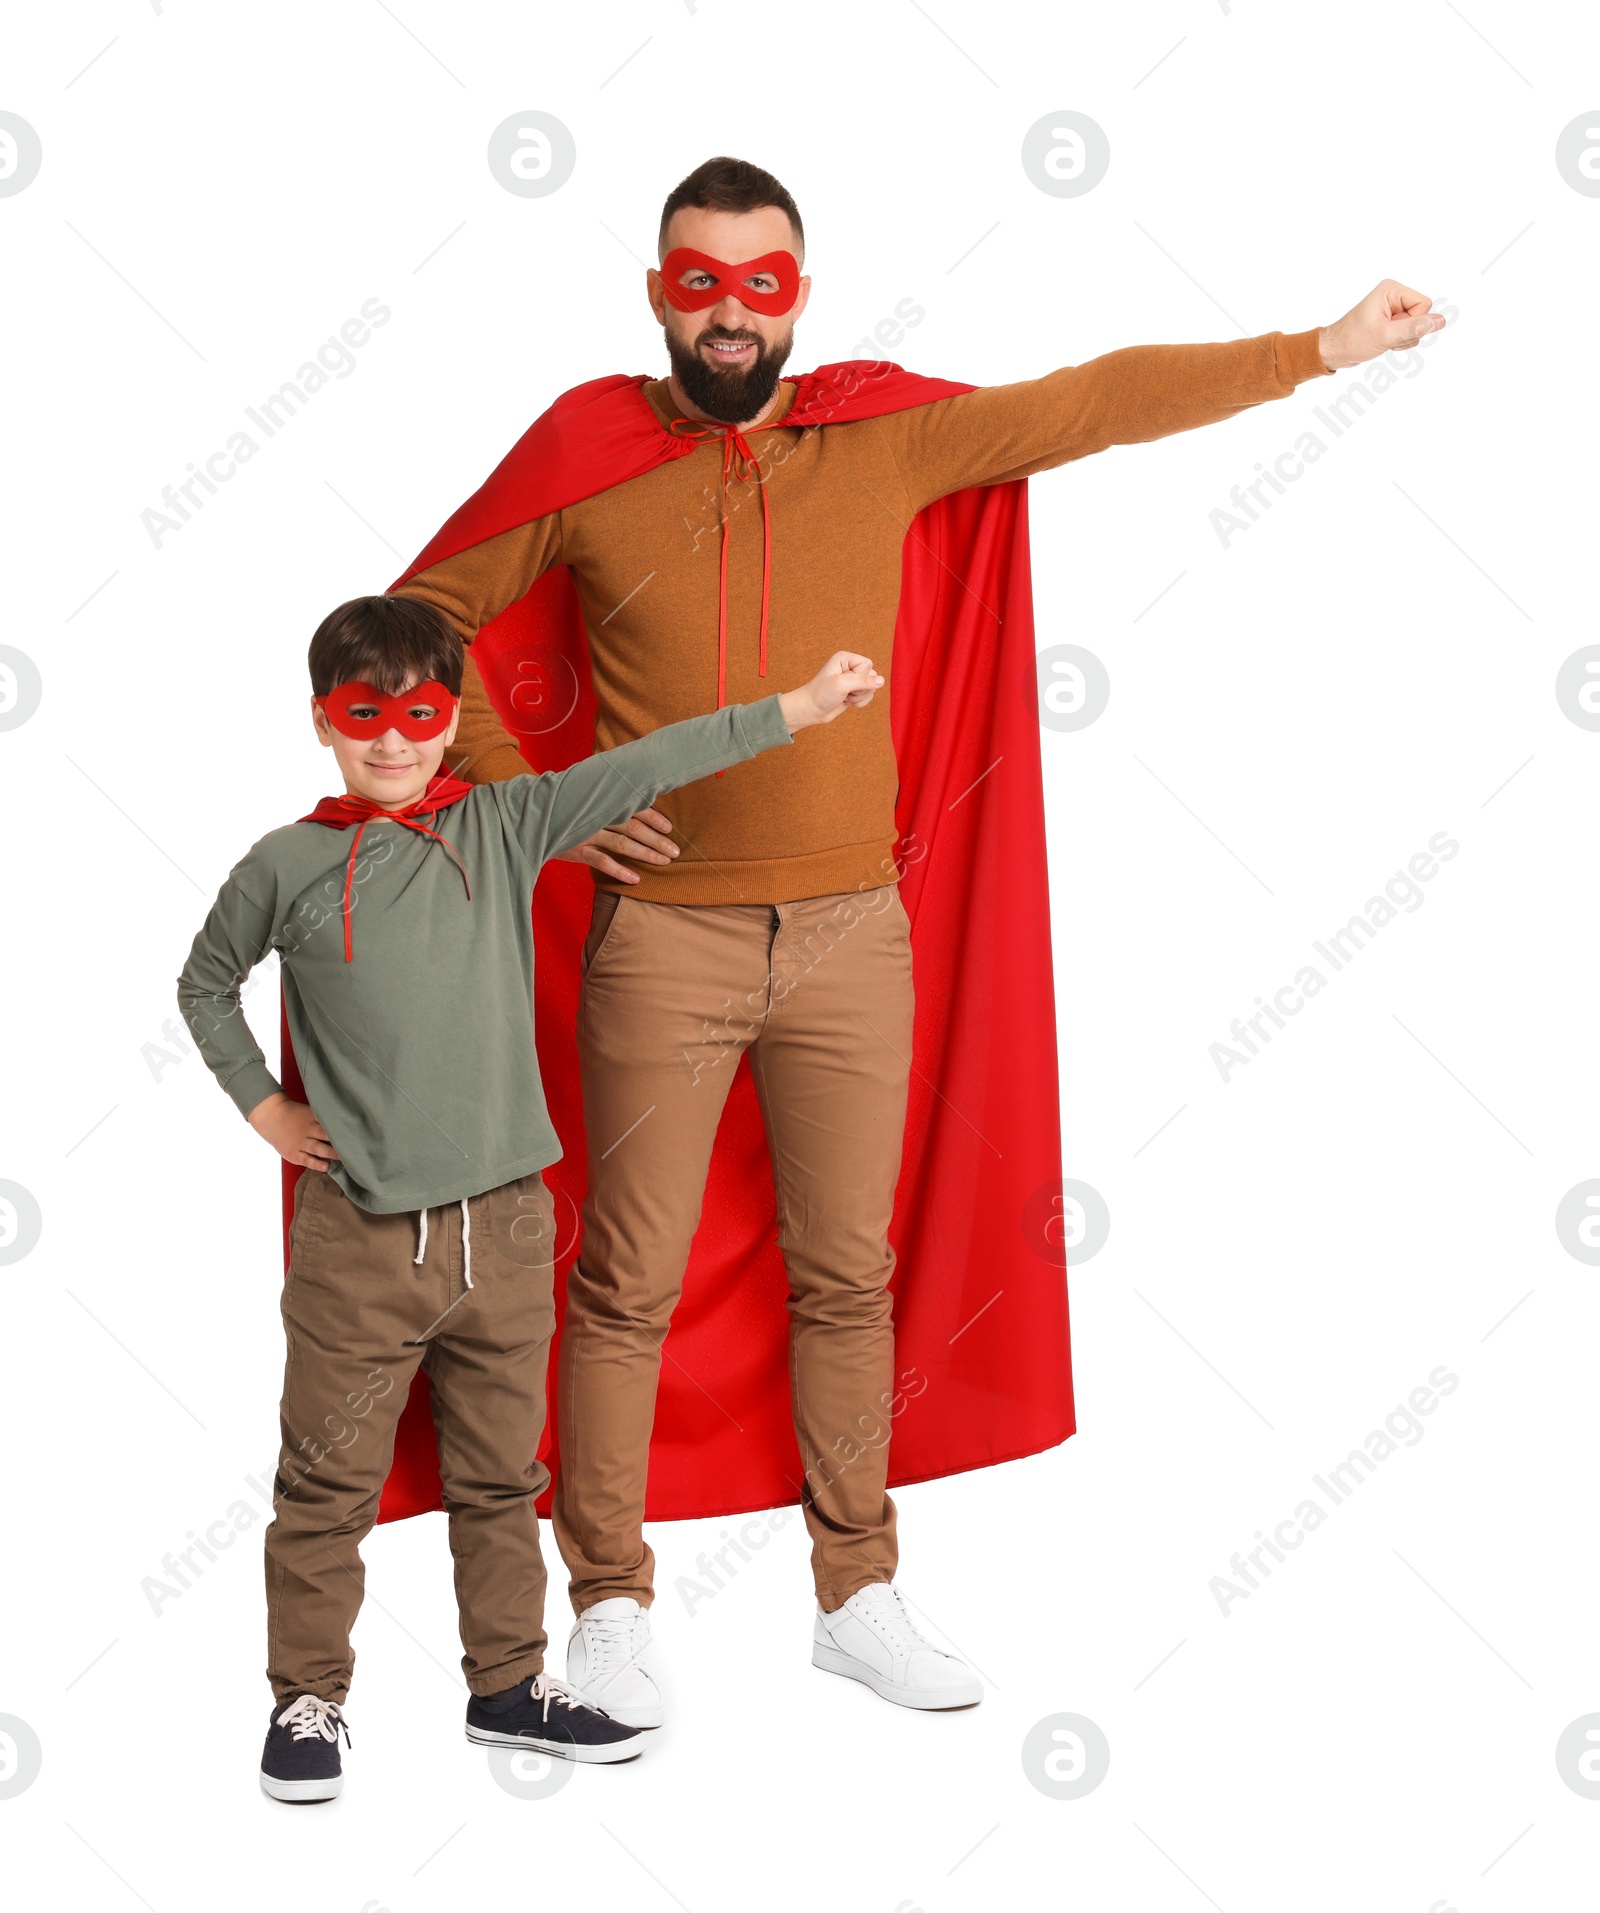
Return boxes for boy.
[177,594,882,1801]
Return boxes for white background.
[2,2,1596,1908]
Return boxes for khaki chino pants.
[553,886,914,1614]
[265,1168,556,1703]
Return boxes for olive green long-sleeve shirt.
[177,696,792,1213]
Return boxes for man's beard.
[667,324,794,424]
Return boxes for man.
[394,155,1445,1721]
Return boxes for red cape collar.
[298,771,475,829]
[391,362,975,591]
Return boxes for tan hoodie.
[394,331,1330,904]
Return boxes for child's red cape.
[280,363,1074,1522]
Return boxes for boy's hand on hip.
[248,1092,339,1171]
[780,652,885,732]
[556,807,679,884]
[1319,281,1445,369]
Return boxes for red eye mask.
[660,248,800,317]
[315,680,458,741]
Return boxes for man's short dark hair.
[307,596,464,697]
[658,156,803,258]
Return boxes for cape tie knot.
[331,791,471,963]
[669,416,761,482]
[334,790,450,830]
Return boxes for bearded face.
[654,207,808,426]
[665,320,796,425]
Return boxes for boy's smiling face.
[311,678,461,811]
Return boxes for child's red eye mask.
[316,680,458,741]
[660,248,800,316]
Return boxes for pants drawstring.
[413,1200,471,1288]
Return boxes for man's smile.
[702,334,758,364]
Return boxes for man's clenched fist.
[1319,281,1446,370]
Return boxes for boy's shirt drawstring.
[413,1199,473,1287]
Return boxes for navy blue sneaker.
[465,1672,643,1764]
[260,1694,350,1802]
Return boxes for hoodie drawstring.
[413,1198,473,1289]
[668,416,772,711]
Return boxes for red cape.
[281,362,1074,1521]
[297,771,476,829]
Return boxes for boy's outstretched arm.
[500,652,884,868]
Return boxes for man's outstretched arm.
[884,281,1447,511]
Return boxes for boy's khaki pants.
[265,1168,556,1704]
[553,886,913,1615]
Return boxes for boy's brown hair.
[308,596,464,697]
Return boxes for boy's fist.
[779,652,885,732]
[248,1092,340,1171]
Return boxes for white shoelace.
[528,1672,594,1721]
[275,1693,350,1745]
[848,1582,937,1654]
[578,1612,644,1679]
[414,1199,473,1287]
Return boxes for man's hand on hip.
[558,807,680,884]
[1319,281,1446,370]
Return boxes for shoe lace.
[275,1694,351,1747]
[579,1612,644,1679]
[529,1672,598,1721]
[851,1582,935,1653]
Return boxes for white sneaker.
[812,1582,983,1710]
[566,1597,664,1729]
